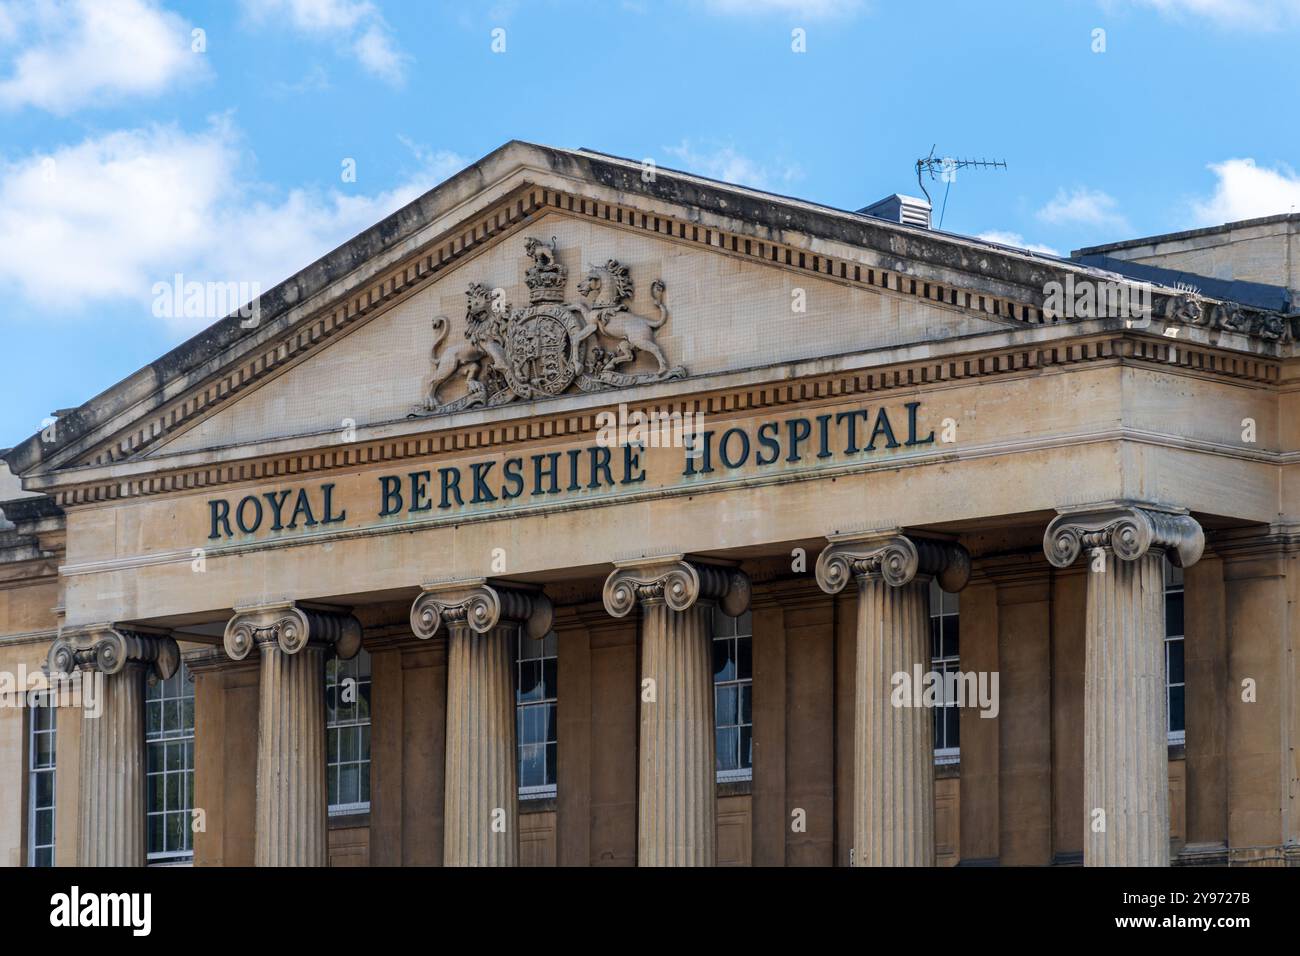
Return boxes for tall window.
[146,661,194,864]
[326,648,371,814]
[27,693,56,867]
[1165,562,1185,745]
[930,579,960,764]
[713,606,753,782]
[516,630,557,798]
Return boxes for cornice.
[30,325,1285,509]
[7,144,1289,488]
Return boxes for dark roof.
[1071,254,1291,313]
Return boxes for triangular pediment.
[145,211,1014,458]
[8,140,1147,490]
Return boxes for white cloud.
[1037,187,1130,231]
[1123,0,1300,29]
[0,118,465,332]
[1191,157,1300,224]
[662,141,802,191]
[0,0,205,114]
[975,231,1061,256]
[703,0,864,16]
[242,0,409,85]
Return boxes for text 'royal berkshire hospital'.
[2,141,1298,869]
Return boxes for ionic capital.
[409,579,553,640]
[602,556,751,618]
[1043,505,1204,569]
[47,625,179,681]
[223,602,362,661]
[815,531,971,594]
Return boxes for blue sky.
[2,0,1300,448]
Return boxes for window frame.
[713,605,753,784]
[27,691,56,867]
[515,629,558,800]
[326,648,372,816]
[1165,561,1186,747]
[144,661,195,865]
[930,578,961,766]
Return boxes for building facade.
[1,142,1297,867]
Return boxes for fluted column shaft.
[855,575,933,865]
[79,663,147,866]
[410,579,552,867]
[638,600,715,866]
[1043,504,1204,867]
[254,639,328,866]
[443,622,518,866]
[1083,550,1167,865]
[47,627,179,867]
[816,531,970,867]
[224,602,362,868]
[603,556,750,867]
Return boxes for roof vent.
[858,194,931,229]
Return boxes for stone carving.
[602,556,750,617]
[409,579,553,639]
[815,531,971,594]
[419,238,685,414]
[1043,505,1204,569]
[223,602,362,661]
[47,626,179,680]
[1155,292,1284,342]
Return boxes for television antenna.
[915,145,1007,229]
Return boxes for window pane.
[715,685,738,727]
[947,705,960,749]
[339,763,360,806]
[1169,685,1185,734]
[713,638,734,682]
[542,702,557,745]
[166,811,184,853]
[716,727,738,771]
[35,732,55,769]
[739,726,752,770]
[518,660,542,703]
[542,658,557,700]
[1166,591,1184,638]
[945,617,959,658]
[519,743,544,788]
[1167,639,1185,685]
[148,815,164,855]
[740,684,752,725]
[36,807,53,845]
[736,636,752,681]
[545,742,557,786]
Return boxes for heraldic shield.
[418,236,686,415]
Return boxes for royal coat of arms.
[419,237,686,414]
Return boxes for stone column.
[1043,504,1203,867]
[411,580,552,867]
[816,532,970,867]
[603,556,751,867]
[47,627,180,867]
[224,602,362,867]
